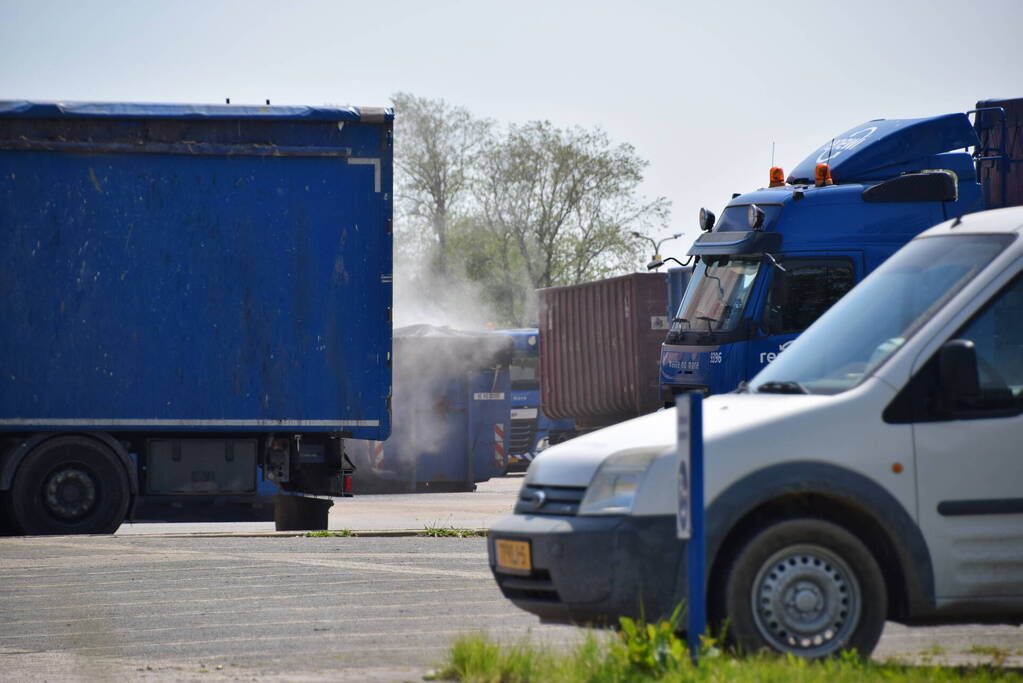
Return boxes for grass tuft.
[966,645,1012,667]
[419,526,488,538]
[304,529,355,537]
[432,615,1023,682]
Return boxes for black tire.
[0,490,17,536]
[720,518,886,659]
[9,436,131,535]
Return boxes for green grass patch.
[304,529,355,537]
[419,526,488,538]
[431,615,1023,682]
[966,645,1013,667]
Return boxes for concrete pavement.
[3,474,1022,680]
[117,475,524,537]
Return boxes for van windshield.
[751,234,1015,395]
[673,257,761,334]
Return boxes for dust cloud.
[350,269,513,492]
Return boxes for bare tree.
[391,92,492,278]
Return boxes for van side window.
[764,259,856,335]
[955,274,1023,405]
[884,272,1023,424]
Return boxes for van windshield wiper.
[756,380,808,394]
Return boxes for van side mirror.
[938,339,980,400]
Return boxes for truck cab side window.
[510,356,539,390]
[764,259,856,335]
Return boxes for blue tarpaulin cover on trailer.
[0,100,393,440]
[0,100,391,121]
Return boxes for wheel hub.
[751,544,861,656]
[44,468,97,520]
[791,583,822,614]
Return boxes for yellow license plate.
[495,539,531,573]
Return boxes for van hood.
[525,393,828,487]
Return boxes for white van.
[488,206,1023,658]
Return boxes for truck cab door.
[912,272,1023,602]
[747,255,860,378]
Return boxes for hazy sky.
[2,0,1021,262]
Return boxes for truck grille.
[509,419,537,455]
[514,485,586,516]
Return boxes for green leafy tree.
[391,94,670,327]
[471,120,670,323]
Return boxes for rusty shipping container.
[975,97,1023,210]
[539,273,667,429]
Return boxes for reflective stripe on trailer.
[494,423,505,468]
[372,440,385,471]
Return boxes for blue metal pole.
[686,392,706,661]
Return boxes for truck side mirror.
[938,339,980,401]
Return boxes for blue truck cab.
[498,329,575,469]
[660,112,988,399]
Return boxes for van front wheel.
[721,518,886,658]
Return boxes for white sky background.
[2,0,1021,264]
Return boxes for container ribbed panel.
[539,273,666,427]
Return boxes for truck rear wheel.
[721,518,886,658]
[0,491,16,536]
[9,436,130,535]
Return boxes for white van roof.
[918,205,1023,238]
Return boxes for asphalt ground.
[117,474,527,536]
[0,533,582,681]
[1,475,1021,681]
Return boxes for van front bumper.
[488,513,685,626]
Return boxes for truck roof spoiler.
[687,231,782,257]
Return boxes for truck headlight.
[577,449,658,516]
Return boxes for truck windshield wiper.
[756,381,808,394]
[672,316,691,328]
[696,315,718,332]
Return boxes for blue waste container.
[349,325,512,492]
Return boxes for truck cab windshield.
[671,257,760,336]
[510,355,539,391]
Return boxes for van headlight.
[577,449,658,516]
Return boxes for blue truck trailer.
[0,100,393,534]
[497,329,575,470]
[660,98,1023,399]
